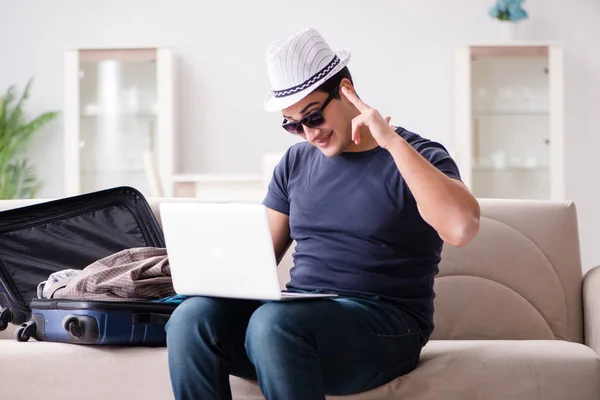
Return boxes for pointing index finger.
[341,86,369,113]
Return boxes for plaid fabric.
[52,247,175,301]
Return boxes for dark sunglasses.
[281,84,340,134]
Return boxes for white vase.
[499,22,518,41]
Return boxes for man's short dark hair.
[314,67,353,99]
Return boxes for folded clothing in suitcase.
[0,186,177,345]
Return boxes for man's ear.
[339,78,357,100]
[339,78,353,93]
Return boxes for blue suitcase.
[21,300,176,345]
[0,186,176,345]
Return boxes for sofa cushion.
[0,341,173,400]
[377,340,600,400]
[433,200,584,342]
[232,340,600,400]
[1,340,598,400]
[0,323,16,340]
[152,198,586,343]
[0,198,585,344]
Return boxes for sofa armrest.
[583,265,600,354]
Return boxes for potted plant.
[0,78,58,199]
[489,0,529,40]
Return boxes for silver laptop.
[159,202,337,301]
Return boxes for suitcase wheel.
[63,316,85,338]
[16,320,37,342]
[0,307,12,331]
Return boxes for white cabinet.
[454,43,564,200]
[64,47,175,197]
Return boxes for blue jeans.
[165,294,422,400]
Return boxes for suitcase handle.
[131,313,171,325]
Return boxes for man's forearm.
[384,131,480,247]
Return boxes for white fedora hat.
[264,28,351,112]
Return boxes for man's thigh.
[169,296,263,380]
[252,296,422,395]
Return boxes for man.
[166,28,480,400]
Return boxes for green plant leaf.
[0,96,5,128]
[7,78,32,134]
[11,111,59,152]
[0,78,58,199]
[0,85,16,144]
[0,159,43,199]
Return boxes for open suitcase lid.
[0,186,165,310]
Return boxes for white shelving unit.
[454,42,564,200]
[171,174,266,203]
[170,153,285,202]
[64,47,175,197]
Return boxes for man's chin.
[317,146,342,158]
[313,136,351,157]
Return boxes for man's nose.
[303,125,322,141]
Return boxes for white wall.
[1,0,600,271]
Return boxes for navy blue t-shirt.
[262,127,462,342]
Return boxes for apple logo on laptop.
[212,245,225,260]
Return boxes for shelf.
[65,47,174,196]
[81,114,157,119]
[171,174,264,183]
[80,169,145,174]
[470,45,551,59]
[472,111,549,116]
[473,166,549,172]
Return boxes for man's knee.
[166,296,225,339]
[245,303,308,359]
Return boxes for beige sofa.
[1,197,599,399]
